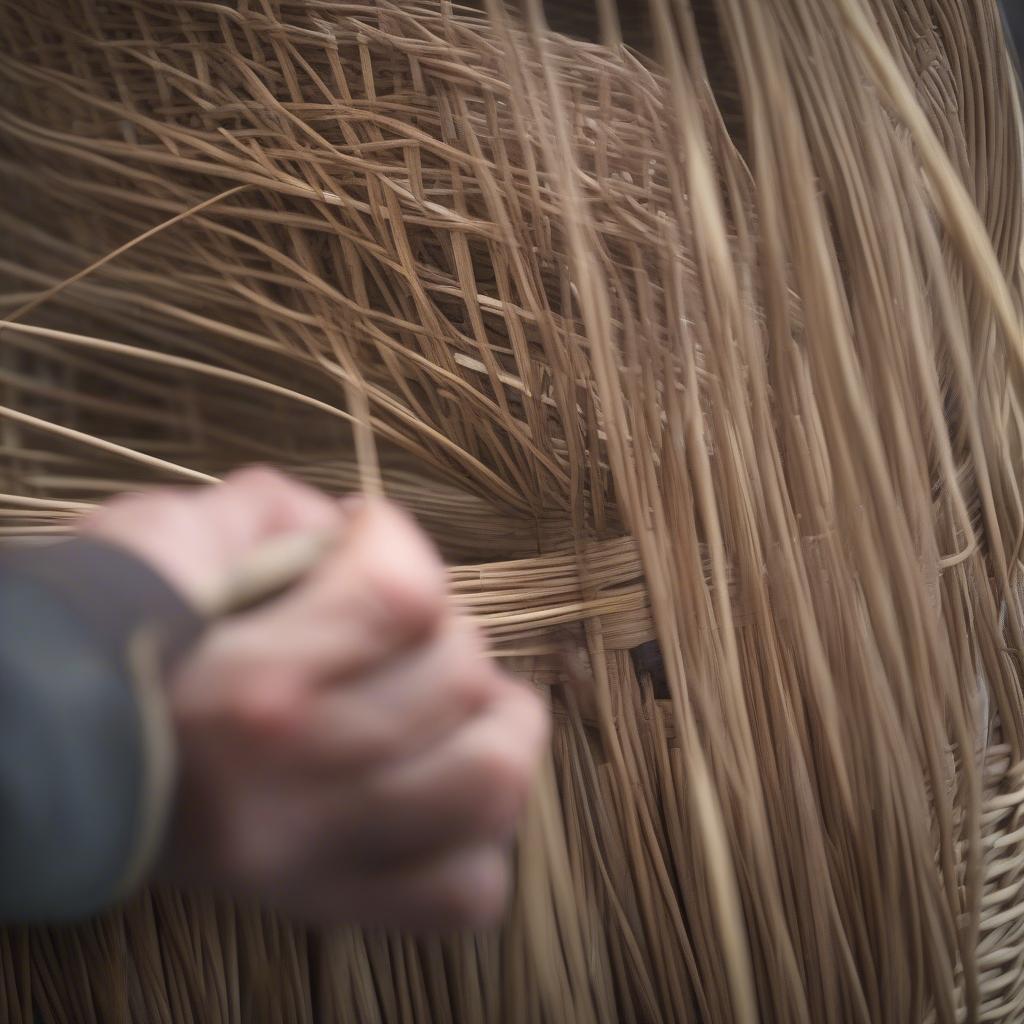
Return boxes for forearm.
[0,538,200,921]
[0,470,547,932]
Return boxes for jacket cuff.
[0,537,202,919]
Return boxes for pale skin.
[79,467,550,930]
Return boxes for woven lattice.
[2,0,1024,1020]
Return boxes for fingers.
[311,497,448,658]
[245,496,448,678]
[195,466,342,560]
[325,677,549,867]
[78,466,344,608]
[302,616,499,771]
[148,470,554,932]
[167,492,459,756]
[288,843,512,931]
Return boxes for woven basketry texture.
[2,0,1024,1021]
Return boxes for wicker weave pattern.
[2,1,1024,1021]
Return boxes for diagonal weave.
[2,0,1024,1020]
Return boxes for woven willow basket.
[2,0,1024,1021]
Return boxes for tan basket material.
[2,0,1024,1020]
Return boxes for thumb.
[81,467,345,611]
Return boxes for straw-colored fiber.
[1,0,1023,1020]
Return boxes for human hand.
[79,468,549,929]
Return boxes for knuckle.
[360,529,447,637]
[216,467,338,542]
[351,714,403,766]
[451,615,487,661]
[437,851,508,927]
[450,671,492,717]
[223,465,289,491]
[228,672,305,743]
[439,628,494,705]
[447,661,497,718]
[81,491,177,535]
[224,465,328,513]
[480,744,531,796]
[146,501,196,538]
[471,747,531,832]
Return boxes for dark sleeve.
[0,538,202,922]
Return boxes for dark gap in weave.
[529,0,745,153]
[541,0,653,50]
[630,638,669,699]
[689,1,745,153]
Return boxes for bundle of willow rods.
[1,0,1023,1020]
